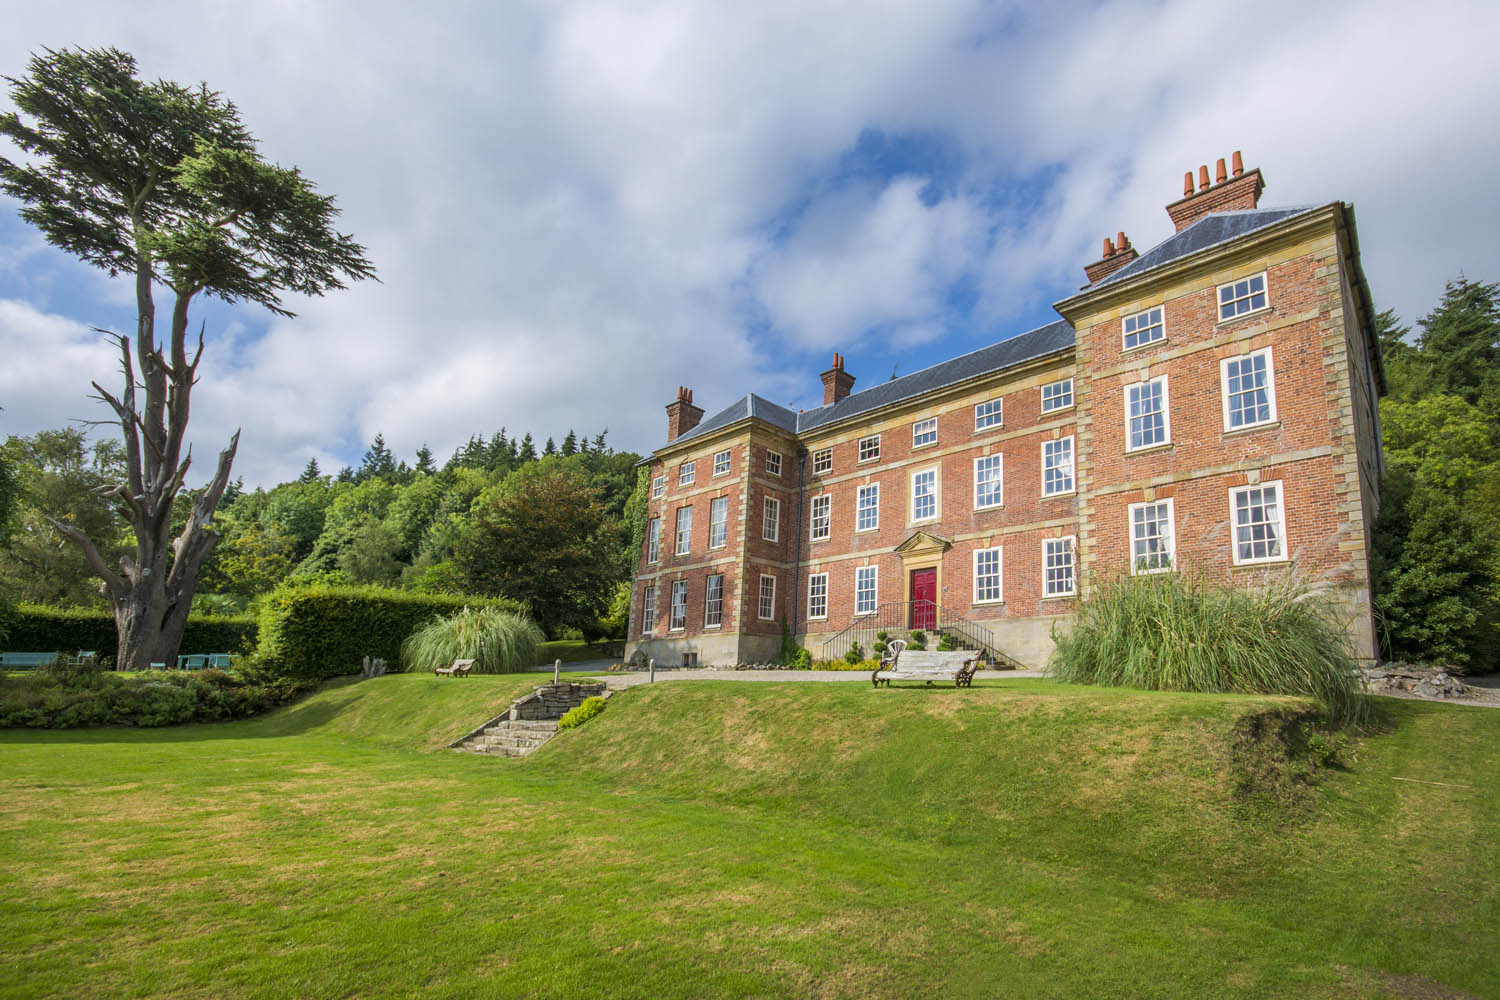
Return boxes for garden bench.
[0,652,59,670]
[435,658,476,677]
[206,654,237,669]
[176,654,208,670]
[871,640,980,688]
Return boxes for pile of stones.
[1361,664,1471,699]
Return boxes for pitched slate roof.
[1093,205,1319,288]
[670,392,798,448]
[795,319,1075,433]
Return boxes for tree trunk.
[57,273,240,672]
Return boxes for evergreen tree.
[0,47,374,668]
[414,445,435,476]
[518,433,537,462]
[336,466,356,483]
[297,458,322,484]
[1417,277,1500,414]
[561,430,578,457]
[592,429,609,454]
[544,436,557,457]
[357,433,397,482]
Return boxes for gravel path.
[579,667,1046,690]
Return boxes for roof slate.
[1093,205,1319,288]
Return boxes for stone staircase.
[460,718,559,756]
[452,680,607,758]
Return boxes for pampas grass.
[401,606,546,674]
[1049,572,1368,725]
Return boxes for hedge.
[255,583,525,681]
[0,605,258,660]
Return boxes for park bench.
[871,640,981,688]
[176,654,208,670]
[435,658,476,677]
[0,652,59,670]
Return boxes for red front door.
[910,568,937,630]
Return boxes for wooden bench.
[435,658,476,677]
[871,640,980,688]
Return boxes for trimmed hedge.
[0,605,258,660]
[255,583,525,681]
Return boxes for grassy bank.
[1,676,1496,998]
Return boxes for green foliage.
[255,583,522,681]
[622,466,650,579]
[0,430,130,607]
[0,605,256,657]
[1371,469,1499,669]
[1048,572,1367,726]
[0,447,18,547]
[778,623,811,668]
[598,582,631,640]
[937,632,956,651]
[400,606,545,675]
[1414,277,1500,414]
[454,461,622,639]
[844,641,865,665]
[557,696,607,730]
[1370,276,1500,669]
[907,630,927,651]
[0,660,311,728]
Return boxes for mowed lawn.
[1,675,1497,999]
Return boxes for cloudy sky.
[2,0,1497,487]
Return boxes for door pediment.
[895,530,951,558]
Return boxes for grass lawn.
[534,638,612,665]
[1,675,1497,998]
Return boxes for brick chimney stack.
[1083,231,1139,285]
[665,386,704,442]
[1165,150,1265,233]
[820,353,856,405]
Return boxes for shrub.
[401,606,546,674]
[908,630,928,651]
[255,583,524,681]
[0,605,257,658]
[558,696,606,730]
[1048,572,1368,726]
[844,641,865,665]
[0,660,313,729]
[937,632,956,651]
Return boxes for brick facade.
[628,158,1384,667]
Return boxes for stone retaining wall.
[511,682,607,720]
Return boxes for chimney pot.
[1166,155,1266,232]
[666,385,704,442]
[1216,158,1228,185]
[1102,237,1115,257]
[1232,150,1244,177]
[1198,165,1210,192]
[1116,231,1128,250]
[821,354,857,405]
[1183,171,1194,197]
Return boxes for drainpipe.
[790,446,807,641]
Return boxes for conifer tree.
[297,457,322,484]
[0,47,374,668]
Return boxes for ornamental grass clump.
[401,607,545,674]
[1049,572,1368,725]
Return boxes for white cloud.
[0,0,1496,486]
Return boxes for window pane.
[857,485,879,531]
[1130,502,1173,572]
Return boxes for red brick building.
[626,154,1385,667]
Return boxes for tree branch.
[46,516,126,595]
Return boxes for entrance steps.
[451,680,608,758]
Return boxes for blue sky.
[2,0,1498,486]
